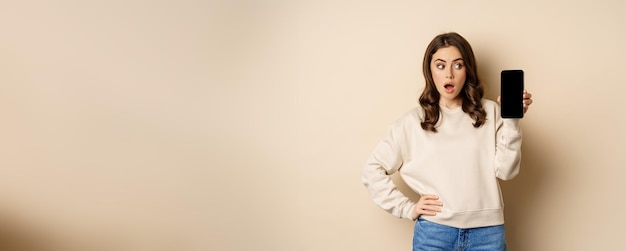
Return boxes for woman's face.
[430,46,466,107]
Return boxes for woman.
[362,32,533,250]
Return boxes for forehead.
[432,46,463,60]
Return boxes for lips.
[444,83,455,93]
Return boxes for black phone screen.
[500,70,524,118]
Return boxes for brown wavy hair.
[419,32,486,132]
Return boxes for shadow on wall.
[0,211,124,251]
[500,131,550,250]
[0,214,53,251]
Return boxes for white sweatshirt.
[362,99,522,229]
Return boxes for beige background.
[1,0,624,250]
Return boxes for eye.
[454,63,463,70]
[436,64,445,70]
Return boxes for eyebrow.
[434,58,464,63]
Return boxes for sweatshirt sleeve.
[494,117,523,180]
[361,124,417,220]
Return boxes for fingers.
[523,90,533,114]
[523,90,533,102]
[414,194,443,218]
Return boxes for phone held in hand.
[500,70,524,118]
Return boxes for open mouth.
[444,83,454,93]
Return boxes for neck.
[439,99,462,109]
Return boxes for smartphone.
[500,70,524,118]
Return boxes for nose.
[446,68,454,79]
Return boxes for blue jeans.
[413,218,506,251]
